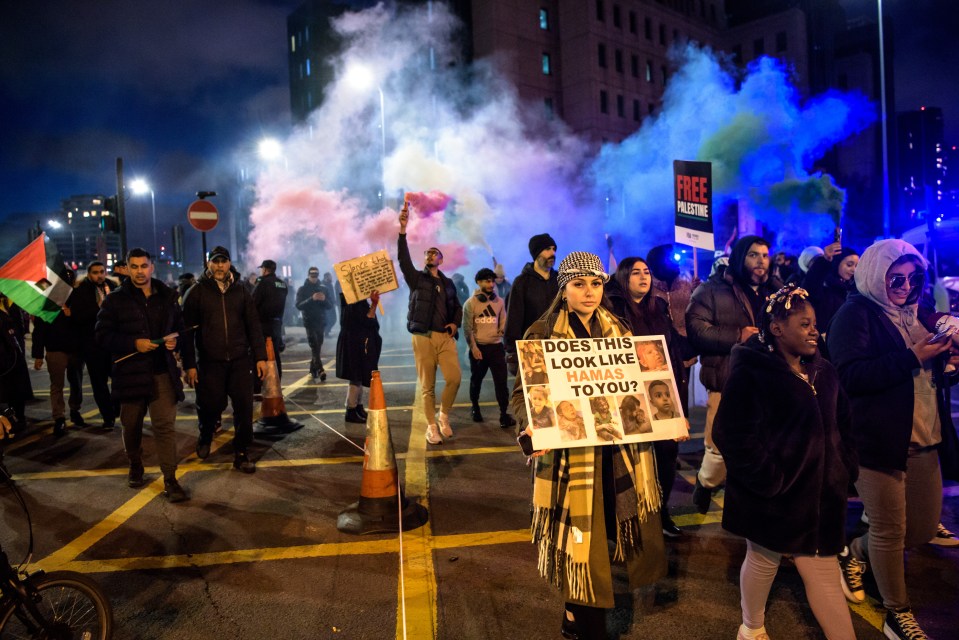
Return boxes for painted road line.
[431,529,529,549]
[398,380,437,640]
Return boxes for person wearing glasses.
[827,239,959,640]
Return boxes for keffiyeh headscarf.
[530,299,660,603]
[557,252,609,290]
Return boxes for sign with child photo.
[517,336,687,450]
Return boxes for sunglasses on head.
[886,272,925,290]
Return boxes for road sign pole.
[201,231,208,270]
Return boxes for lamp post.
[346,63,387,204]
[877,0,891,237]
[130,178,158,259]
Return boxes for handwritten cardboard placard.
[333,249,399,304]
[517,335,686,450]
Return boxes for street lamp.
[130,178,158,259]
[47,219,76,266]
[877,0,891,237]
[345,62,387,203]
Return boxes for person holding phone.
[397,201,463,445]
[511,252,665,640]
[827,239,959,640]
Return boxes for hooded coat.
[713,336,857,555]
[802,246,858,333]
[503,262,559,351]
[827,239,959,475]
[685,236,782,391]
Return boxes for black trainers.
[691,478,713,514]
[838,545,867,603]
[499,412,516,429]
[319,370,327,382]
[163,477,189,503]
[883,608,928,640]
[471,406,484,422]
[344,407,366,424]
[662,511,682,538]
[561,609,580,640]
[195,441,211,460]
[53,417,67,438]
[355,404,368,419]
[233,452,256,474]
[70,410,86,427]
[127,462,145,488]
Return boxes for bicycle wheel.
[0,570,113,640]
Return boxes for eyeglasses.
[424,250,441,257]
[886,272,925,290]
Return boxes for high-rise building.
[898,107,945,225]
[49,194,123,270]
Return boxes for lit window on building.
[291,35,295,53]
[306,59,311,76]
[540,8,549,30]
[83,211,90,217]
[542,53,551,75]
[646,61,653,83]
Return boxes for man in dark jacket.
[252,259,288,379]
[398,202,462,445]
[503,233,558,374]
[181,246,267,474]
[685,234,781,513]
[95,248,188,502]
[68,261,117,429]
[296,267,332,380]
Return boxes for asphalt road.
[2,325,957,640]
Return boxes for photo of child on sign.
[516,335,686,450]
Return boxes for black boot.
[499,412,516,429]
[344,406,366,424]
[471,406,484,422]
[70,409,86,427]
[128,460,145,488]
[53,417,66,438]
[355,404,368,419]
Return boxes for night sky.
[0,0,955,261]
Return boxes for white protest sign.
[517,335,686,450]
[333,249,399,304]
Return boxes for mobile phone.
[927,327,956,344]
[517,432,534,456]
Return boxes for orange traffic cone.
[337,371,429,534]
[254,337,304,436]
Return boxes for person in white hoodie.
[463,268,516,428]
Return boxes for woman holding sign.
[511,252,665,640]
[606,256,692,538]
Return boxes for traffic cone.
[254,337,304,436]
[337,371,429,534]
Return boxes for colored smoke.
[245,2,874,283]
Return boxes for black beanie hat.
[528,233,557,260]
[474,268,497,282]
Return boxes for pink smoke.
[404,190,451,216]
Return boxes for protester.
[686,235,782,514]
[803,246,859,335]
[828,239,958,640]
[493,261,511,300]
[511,251,665,640]
[252,259,288,379]
[0,294,30,433]
[296,267,332,381]
[714,284,858,640]
[606,256,693,536]
[462,267,515,428]
[68,261,117,429]
[95,249,188,502]
[397,200,462,444]
[31,269,84,437]
[504,233,559,374]
[181,246,267,474]
[112,259,129,285]
[176,273,196,303]
[335,290,382,424]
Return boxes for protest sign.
[674,159,714,251]
[517,335,686,450]
[333,249,399,304]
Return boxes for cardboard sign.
[333,249,399,304]
[517,335,686,450]
[674,159,714,251]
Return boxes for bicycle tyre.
[0,570,113,640]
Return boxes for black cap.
[528,233,557,259]
[259,259,277,271]
[178,272,195,281]
[475,268,496,282]
[208,246,231,261]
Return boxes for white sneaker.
[425,424,443,445]
[737,624,770,640]
[437,411,453,439]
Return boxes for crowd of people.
[2,208,959,640]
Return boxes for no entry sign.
[187,199,219,232]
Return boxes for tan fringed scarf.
[530,304,661,603]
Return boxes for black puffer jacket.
[252,273,288,330]
[503,262,558,352]
[94,278,185,403]
[397,234,462,336]
[713,336,857,555]
[685,236,781,391]
[69,277,117,340]
[181,273,266,365]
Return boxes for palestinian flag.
[0,234,73,323]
